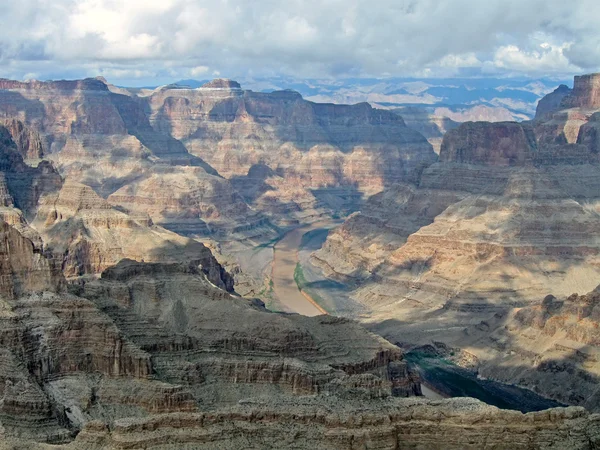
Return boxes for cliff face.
[439,121,538,166]
[535,84,572,120]
[0,221,426,446]
[314,73,600,411]
[145,85,436,188]
[142,83,437,226]
[561,73,600,109]
[394,106,460,154]
[1,118,44,160]
[31,179,227,277]
[46,400,600,450]
[0,122,62,218]
[461,286,600,411]
[1,232,598,449]
[0,219,63,299]
[0,78,273,244]
[0,77,436,240]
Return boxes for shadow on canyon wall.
[372,288,600,413]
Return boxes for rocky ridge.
[0,215,428,447]
[0,77,273,244]
[313,73,600,410]
[144,81,437,225]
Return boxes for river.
[271,222,334,316]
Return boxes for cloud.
[190,66,210,77]
[0,0,598,83]
[493,42,578,74]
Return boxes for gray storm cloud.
[0,0,597,83]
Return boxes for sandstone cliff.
[142,81,437,226]
[32,399,600,450]
[561,73,600,109]
[0,219,426,446]
[0,78,272,243]
[313,73,600,411]
[32,178,229,277]
[0,77,439,235]
[460,286,600,412]
[145,82,436,186]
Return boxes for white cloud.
[0,0,598,83]
[493,42,577,73]
[190,66,210,77]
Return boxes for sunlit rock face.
[314,73,600,411]
[561,73,600,110]
[0,77,438,236]
[144,81,437,222]
[0,78,276,241]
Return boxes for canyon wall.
[0,76,439,240]
[0,78,273,242]
[314,73,600,410]
[0,216,428,446]
[1,220,599,449]
[143,81,437,225]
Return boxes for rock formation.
[23,399,600,450]
[535,84,572,120]
[0,78,271,243]
[146,82,436,184]
[32,179,229,277]
[2,74,600,448]
[461,286,600,411]
[144,81,437,225]
[313,73,600,410]
[1,218,599,449]
[560,73,600,109]
[0,118,44,160]
[0,216,430,447]
[0,76,439,241]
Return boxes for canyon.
[313,72,600,412]
[1,71,600,449]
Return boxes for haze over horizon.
[1,0,599,86]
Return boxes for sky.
[0,0,598,86]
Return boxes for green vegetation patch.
[293,263,332,314]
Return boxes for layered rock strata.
[32,179,225,277]
[0,78,271,241]
[145,83,436,187]
[0,220,423,446]
[461,286,600,411]
[314,73,600,410]
[13,399,600,450]
[143,81,437,225]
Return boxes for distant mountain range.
[163,76,571,121]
